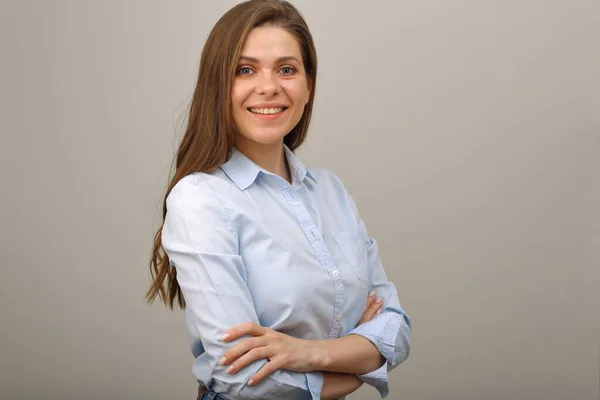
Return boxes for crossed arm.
[221,294,385,398]
[197,293,385,400]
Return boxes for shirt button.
[335,314,342,321]
[332,270,339,277]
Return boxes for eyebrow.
[238,56,301,64]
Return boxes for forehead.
[240,26,302,60]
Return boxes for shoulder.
[167,170,236,208]
[165,171,237,222]
[163,172,238,253]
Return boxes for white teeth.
[249,107,284,115]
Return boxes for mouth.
[247,107,288,115]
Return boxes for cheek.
[231,83,251,108]
[285,82,309,103]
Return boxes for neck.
[235,139,290,182]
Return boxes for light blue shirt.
[161,146,411,400]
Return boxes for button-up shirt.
[161,146,411,400]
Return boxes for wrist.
[309,340,331,370]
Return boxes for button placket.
[282,188,344,338]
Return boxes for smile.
[248,107,288,115]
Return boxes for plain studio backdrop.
[1,1,599,399]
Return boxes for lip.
[247,103,289,109]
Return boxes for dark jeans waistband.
[201,388,231,400]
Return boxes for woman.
[146,1,411,399]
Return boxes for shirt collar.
[221,145,316,191]
[284,145,317,188]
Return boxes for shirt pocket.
[334,227,370,284]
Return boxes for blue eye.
[280,67,295,75]
[237,67,253,75]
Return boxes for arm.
[208,295,383,400]
[317,295,394,398]
[217,283,385,393]
[162,179,323,400]
[312,334,385,375]
[321,372,363,400]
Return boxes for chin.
[245,129,290,145]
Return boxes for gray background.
[1,1,599,399]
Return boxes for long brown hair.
[146,0,318,309]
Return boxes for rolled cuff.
[348,312,411,398]
[357,363,389,398]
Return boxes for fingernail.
[219,333,230,341]
[219,357,227,366]
[369,290,376,297]
[248,379,255,386]
[376,297,383,303]
[227,366,234,374]
[377,309,382,314]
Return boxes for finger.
[220,336,267,366]
[362,297,383,323]
[357,313,368,325]
[358,293,376,322]
[221,322,265,342]
[226,346,273,375]
[363,291,376,311]
[248,357,285,386]
[359,293,377,318]
[372,296,384,314]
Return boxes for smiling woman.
[146,1,411,400]
[232,27,311,158]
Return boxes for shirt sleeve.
[161,178,323,400]
[343,188,412,398]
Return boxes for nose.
[254,71,280,97]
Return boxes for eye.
[280,66,296,75]
[237,66,253,76]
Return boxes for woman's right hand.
[356,291,383,327]
[197,293,383,398]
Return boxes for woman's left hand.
[218,322,323,386]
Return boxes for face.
[231,26,311,151]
